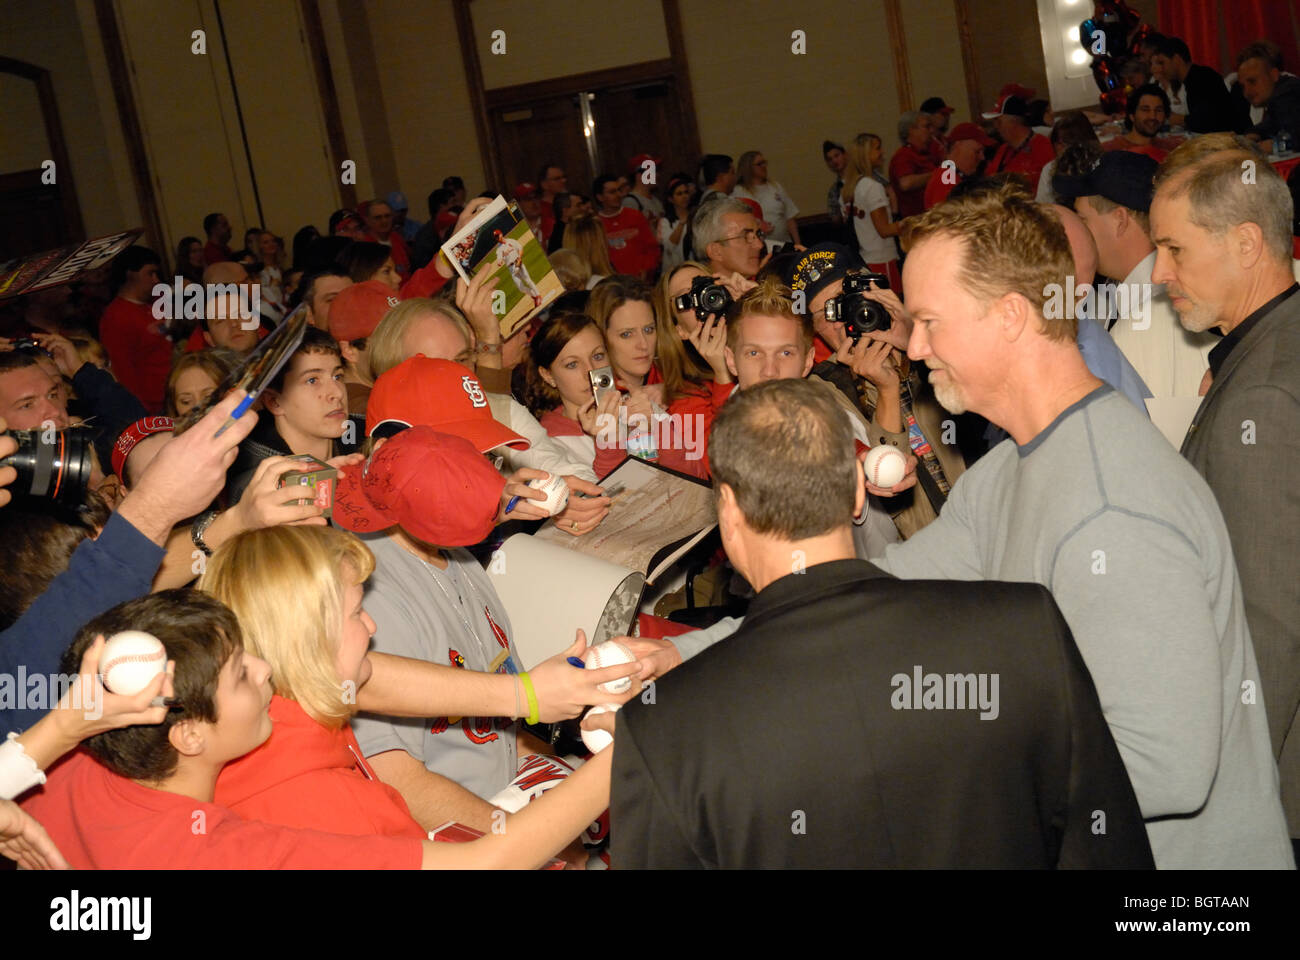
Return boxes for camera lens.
[0,428,95,507]
[701,285,730,313]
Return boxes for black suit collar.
[742,557,892,630]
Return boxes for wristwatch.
[191,508,219,557]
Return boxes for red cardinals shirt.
[598,208,660,278]
[889,145,937,218]
[99,296,173,413]
[986,134,1056,189]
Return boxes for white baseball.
[527,473,569,516]
[585,640,636,695]
[100,630,167,696]
[581,703,622,753]
[862,445,907,488]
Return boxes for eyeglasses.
[720,229,766,245]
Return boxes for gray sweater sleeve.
[872,451,992,580]
[1049,509,1222,819]
[668,616,743,662]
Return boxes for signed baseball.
[580,703,622,753]
[100,631,167,696]
[527,473,569,516]
[584,640,635,695]
[862,445,907,489]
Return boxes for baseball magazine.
[439,196,563,338]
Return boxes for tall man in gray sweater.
[870,182,1292,868]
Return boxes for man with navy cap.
[983,92,1055,188]
[1056,150,1216,410]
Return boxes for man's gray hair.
[1155,148,1294,264]
[898,110,924,144]
[693,197,754,260]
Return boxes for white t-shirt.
[656,216,688,273]
[850,177,897,265]
[733,181,800,243]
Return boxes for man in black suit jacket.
[1153,36,1242,134]
[609,378,1153,869]
[1152,141,1300,846]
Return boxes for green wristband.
[519,671,539,725]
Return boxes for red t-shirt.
[597,208,660,278]
[98,296,173,413]
[20,751,422,869]
[889,145,938,218]
[215,695,426,839]
[986,134,1056,189]
[1102,137,1169,163]
[923,167,959,210]
[203,241,230,265]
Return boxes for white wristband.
[0,733,46,801]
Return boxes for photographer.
[785,243,965,537]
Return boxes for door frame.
[0,55,85,244]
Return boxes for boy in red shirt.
[21,590,614,869]
[99,246,173,413]
[593,175,660,279]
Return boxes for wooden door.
[490,94,593,195]
[588,79,694,185]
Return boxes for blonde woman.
[842,133,903,294]
[565,215,616,289]
[203,524,628,859]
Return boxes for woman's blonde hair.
[366,297,472,381]
[565,215,616,277]
[549,248,592,291]
[197,525,375,728]
[841,133,878,206]
[653,261,714,404]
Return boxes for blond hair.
[366,297,472,380]
[197,525,375,728]
[901,179,1077,341]
[725,274,813,353]
[549,248,592,291]
[566,215,616,277]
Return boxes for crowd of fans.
[0,29,1297,871]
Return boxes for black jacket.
[70,361,147,471]
[1183,63,1242,134]
[224,408,360,505]
[1254,74,1300,144]
[611,558,1154,868]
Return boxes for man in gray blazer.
[1151,139,1300,849]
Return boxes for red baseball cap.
[329,280,399,343]
[366,356,529,453]
[513,182,540,201]
[735,197,773,234]
[333,426,506,546]
[947,122,997,147]
[112,416,173,483]
[628,153,662,173]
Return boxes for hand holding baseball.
[527,629,642,721]
[858,444,919,498]
[498,467,551,522]
[51,635,174,748]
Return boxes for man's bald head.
[1045,203,1098,286]
[203,261,249,285]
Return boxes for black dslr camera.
[672,275,732,320]
[0,427,95,507]
[823,271,892,340]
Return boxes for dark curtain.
[1158,0,1300,74]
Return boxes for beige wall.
[0,0,135,241]
[681,0,906,219]
[968,0,1050,112]
[902,0,972,122]
[474,0,669,90]
[359,0,485,207]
